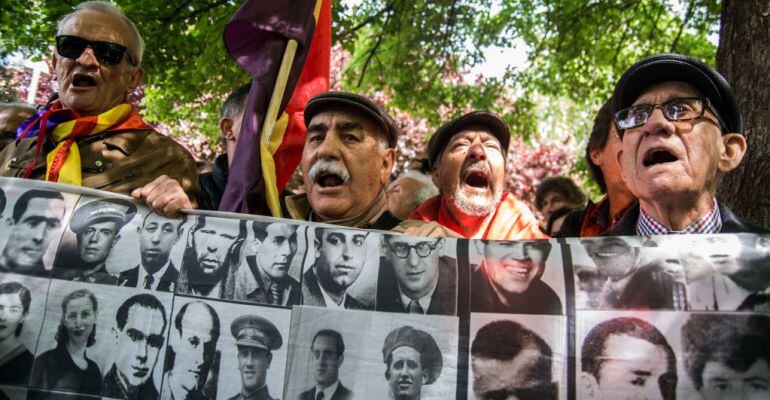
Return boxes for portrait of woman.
[27,289,102,399]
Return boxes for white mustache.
[309,159,351,184]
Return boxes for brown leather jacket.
[0,129,200,201]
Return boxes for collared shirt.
[398,281,437,313]
[636,199,722,235]
[315,380,339,400]
[138,260,171,291]
[688,274,752,311]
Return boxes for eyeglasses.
[55,35,134,66]
[614,97,722,139]
[386,240,438,258]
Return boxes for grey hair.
[401,170,438,205]
[0,102,36,115]
[56,1,145,66]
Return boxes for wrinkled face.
[699,359,770,400]
[618,81,727,203]
[192,220,240,277]
[312,335,342,386]
[139,213,182,271]
[63,296,96,346]
[0,292,25,341]
[581,237,638,280]
[541,191,567,222]
[387,176,424,220]
[315,230,368,291]
[4,197,65,270]
[481,241,548,294]
[173,304,215,392]
[255,224,297,280]
[237,346,271,392]
[55,10,142,116]
[386,236,441,299]
[115,305,165,388]
[76,220,118,266]
[590,334,670,400]
[473,347,553,400]
[433,129,505,217]
[388,346,428,399]
[301,108,394,221]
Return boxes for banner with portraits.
[0,177,767,400]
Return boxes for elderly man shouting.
[404,111,545,240]
[0,1,199,216]
[609,53,765,235]
[284,91,401,230]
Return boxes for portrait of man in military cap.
[226,315,283,400]
[53,198,137,284]
[381,326,443,400]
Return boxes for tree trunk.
[716,0,770,229]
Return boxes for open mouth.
[463,169,489,188]
[72,73,97,87]
[503,262,532,279]
[316,173,345,188]
[643,148,679,167]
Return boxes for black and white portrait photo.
[215,305,291,400]
[0,184,76,278]
[233,220,302,306]
[52,197,138,285]
[0,275,48,387]
[284,307,457,400]
[469,313,565,400]
[28,280,173,400]
[177,216,247,299]
[162,299,222,400]
[376,234,457,315]
[569,236,686,310]
[470,239,564,315]
[578,312,679,400]
[301,227,378,310]
[681,313,770,400]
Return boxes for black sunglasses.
[55,35,134,66]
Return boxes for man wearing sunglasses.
[0,1,199,217]
[608,53,764,235]
[376,235,457,315]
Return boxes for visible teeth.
[597,252,616,257]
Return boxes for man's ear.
[267,352,273,367]
[589,147,604,167]
[718,133,747,173]
[314,237,321,258]
[111,234,121,250]
[616,149,629,186]
[127,66,144,94]
[338,353,344,367]
[581,372,599,398]
[220,118,235,143]
[380,148,396,185]
[473,239,484,256]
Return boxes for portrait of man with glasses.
[472,240,562,314]
[607,54,765,236]
[376,234,457,315]
[302,227,373,310]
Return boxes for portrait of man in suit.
[0,189,66,277]
[298,329,352,400]
[118,212,185,292]
[302,227,371,309]
[377,235,456,315]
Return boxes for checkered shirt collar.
[636,199,722,235]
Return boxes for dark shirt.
[102,364,159,400]
[198,154,229,211]
[52,264,118,285]
[117,263,180,292]
[302,267,369,309]
[237,255,301,306]
[0,344,33,385]
[557,196,629,237]
[471,264,562,314]
[28,344,102,399]
[0,259,49,278]
[226,384,275,400]
[376,256,457,315]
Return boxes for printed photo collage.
[0,178,767,400]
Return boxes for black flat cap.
[611,53,743,135]
[426,111,510,171]
[304,91,399,147]
[382,326,443,384]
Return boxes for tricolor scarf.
[16,100,151,185]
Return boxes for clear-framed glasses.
[386,240,438,258]
[614,97,721,139]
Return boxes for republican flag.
[219,0,331,216]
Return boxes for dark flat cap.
[611,53,743,135]
[382,326,443,384]
[70,199,136,234]
[304,91,400,148]
[426,111,510,171]
[230,315,282,351]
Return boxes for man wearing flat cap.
[228,315,283,400]
[54,198,136,284]
[609,53,766,235]
[402,111,545,240]
[382,326,443,400]
[284,91,401,230]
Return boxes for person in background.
[534,176,586,227]
[386,170,438,220]
[0,102,35,152]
